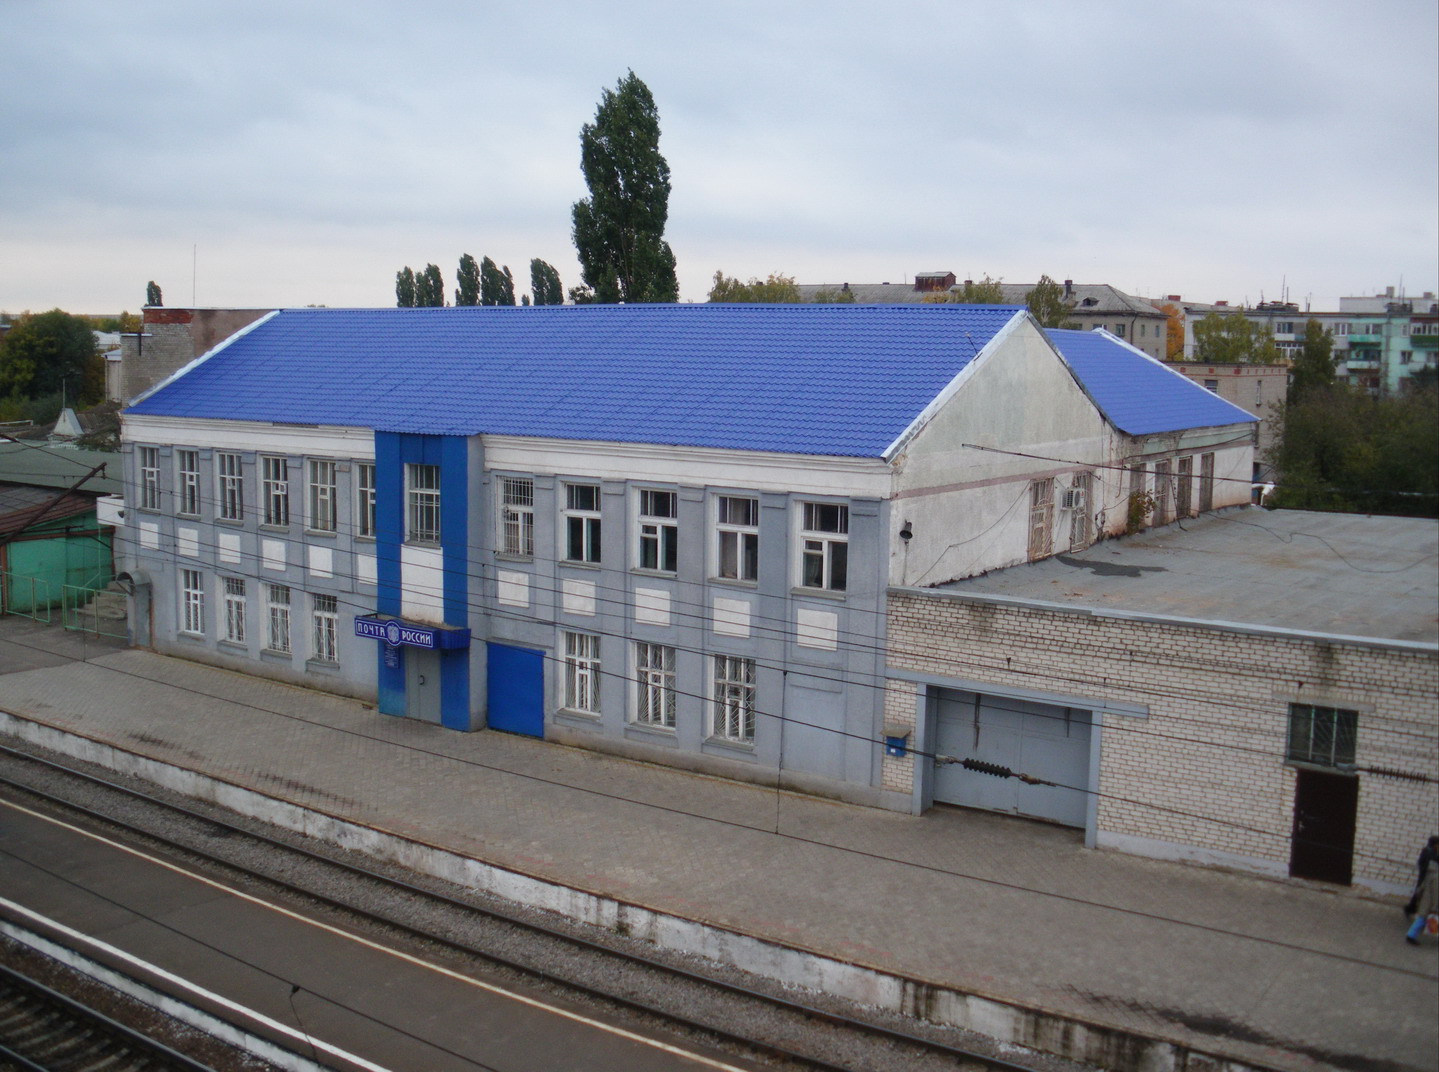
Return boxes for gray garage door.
[934,689,1092,828]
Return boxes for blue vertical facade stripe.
[371,431,471,727]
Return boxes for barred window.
[266,583,292,654]
[180,569,204,635]
[1287,704,1357,769]
[312,594,339,663]
[712,655,755,743]
[502,477,534,557]
[407,464,441,543]
[634,642,676,728]
[222,577,246,643]
[563,631,600,713]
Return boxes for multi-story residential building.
[796,276,1171,360]
[118,304,1254,812]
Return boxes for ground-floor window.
[1287,703,1358,768]
[222,577,246,643]
[312,594,339,663]
[181,569,204,635]
[266,584,292,654]
[562,631,600,713]
[633,642,676,728]
[712,655,755,743]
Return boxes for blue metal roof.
[127,304,1025,458]
[1046,328,1259,436]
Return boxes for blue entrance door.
[486,643,545,738]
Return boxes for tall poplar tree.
[571,71,678,304]
[530,259,563,305]
[145,281,163,307]
[455,254,481,306]
[417,264,445,307]
[479,257,516,306]
[395,267,417,307]
[1288,318,1336,401]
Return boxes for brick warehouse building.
[881,509,1438,894]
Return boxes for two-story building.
[118,304,1255,811]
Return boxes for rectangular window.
[1177,457,1194,517]
[634,642,676,728]
[562,631,600,713]
[716,496,759,581]
[1199,452,1215,513]
[312,593,339,663]
[261,455,289,527]
[266,583,292,654]
[799,502,848,591]
[1067,472,1092,551]
[177,450,200,516]
[1400,350,1413,365]
[638,489,678,573]
[406,464,441,543]
[564,483,602,564]
[1203,379,1219,393]
[308,459,337,532]
[712,655,755,743]
[139,447,160,510]
[1287,704,1357,768]
[1027,479,1054,559]
[501,477,535,557]
[180,569,204,635]
[217,452,244,521]
[1277,321,1295,334]
[356,463,377,539]
[1114,323,1126,338]
[1154,460,1172,523]
[222,577,246,643]
[1334,322,1349,336]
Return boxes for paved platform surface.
[0,618,1434,1072]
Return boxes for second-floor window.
[262,456,288,526]
[501,477,534,557]
[716,496,759,581]
[406,464,441,543]
[356,463,377,539]
[308,459,337,532]
[638,489,678,572]
[800,502,848,591]
[217,452,244,521]
[564,483,601,564]
[138,447,160,510]
[177,450,200,516]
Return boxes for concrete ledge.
[0,710,1293,1072]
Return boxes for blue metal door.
[486,643,545,738]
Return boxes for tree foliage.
[530,259,564,306]
[455,254,480,306]
[925,274,1006,305]
[416,264,445,307]
[1266,384,1437,518]
[811,286,856,304]
[571,71,678,304]
[395,267,417,308]
[1156,303,1185,361]
[1024,275,1075,329]
[0,309,103,404]
[1288,318,1336,401]
[479,257,516,306]
[707,271,800,303]
[145,281,162,307]
[1192,311,1281,364]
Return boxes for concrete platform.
[0,617,1434,1072]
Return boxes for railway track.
[0,738,1077,1072]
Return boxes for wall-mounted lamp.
[899,521,913,542]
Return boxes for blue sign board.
[354,616,470,651]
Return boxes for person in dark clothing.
[1404,835,1439,918]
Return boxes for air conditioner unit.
[1061,489,1086,511]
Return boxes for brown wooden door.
[1289,769,1358,885]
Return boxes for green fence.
[0,571,52,623]
[62,581,128,639]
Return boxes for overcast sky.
[3,0,1435,315]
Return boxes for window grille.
[501,477,535,557]
[1028,480,1054,559]
[312,594,339,662]
[634,642,676,727]
[1287,704,1357,769]
[222,577,246,643]
[713,655,756,743]
[181,569,204,634]
[563,631,600,713]
[407,464,441,543]
[266,584,292,654]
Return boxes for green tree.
[567,285,596,305]
[0,309,102,403]
[455,254,481,306]
[1192,311,1281,364]
[1024,275,1075,329]
[145,281,162,307]
[479,257,516,306]
[417,264,445,307]
[1288,318,1336,401]
[530,259,564,306]
[571,71,678,304]
[926,275,1006,305]
[811,286,856,304]
[707,271,800,303]
[395,267,417,308]
[1267,383,1437,518]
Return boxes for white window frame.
[265,583,292,654]
[312,593,339,663]
[501,477,534,557]
[715,495,759,582]
[712,655,755,743]
[139,446,160,510]
[637,489,678,573]
[563,483,601,564]
[633,642,676,728]
[261,455,288,527]
[177,449,200,517]
[356,462,377,539]
[180,569,204,635]
[217,452,244,521]
[222,577,246,643]
[406,464,441,544]
[562,631,600,714]
[798,501,848,592]
[307,458,337,533]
